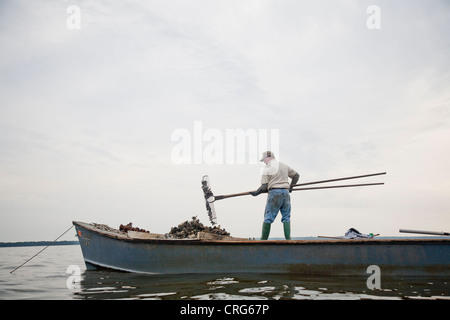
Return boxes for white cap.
[259,151,275,162]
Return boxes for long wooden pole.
[291,182,384,191]
[212,182,384,201]
[292,172,386,188]
[208,172,386,202]
[399,229,449,236]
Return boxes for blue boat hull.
[73,221,450,276]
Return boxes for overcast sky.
[1,0,449,241]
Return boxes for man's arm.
[251,184,268,196]
[289,172,300,192]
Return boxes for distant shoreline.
[0,240,79,248]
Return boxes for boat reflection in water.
[73,270,449,300]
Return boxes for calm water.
[0,245,448,300]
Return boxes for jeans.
[263,189,291,223]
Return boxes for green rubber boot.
[261,222,271,240]
[283,222,291,240]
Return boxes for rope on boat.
[10,225,74,274]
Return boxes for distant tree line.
[0,240,79,247]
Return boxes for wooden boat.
[73,221,450,276]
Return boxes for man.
[251,151,299,240]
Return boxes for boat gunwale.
[73,221,450,246]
